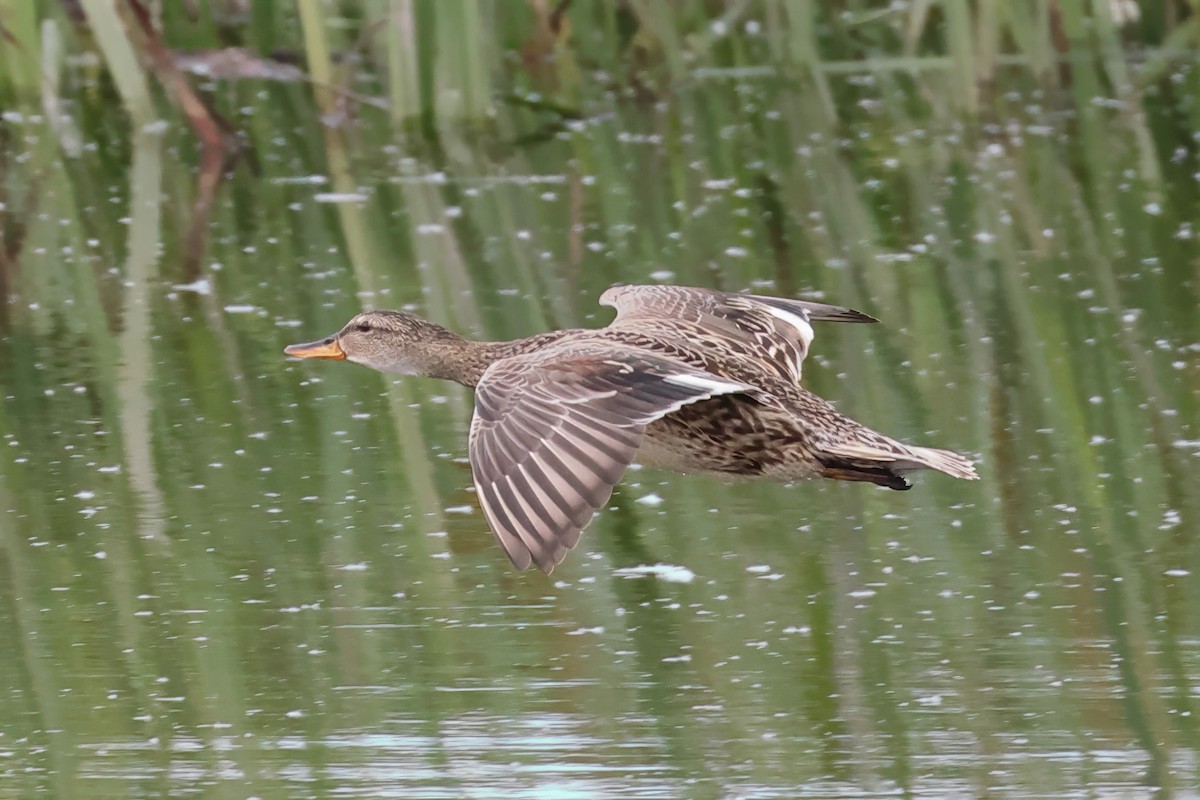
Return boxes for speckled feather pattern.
[288,285,978,573]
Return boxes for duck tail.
[816,439,979,489]
[896,445,979,481]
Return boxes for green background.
[0,2,1197,797]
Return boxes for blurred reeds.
[0,2,1198,795]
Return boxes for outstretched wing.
[469,344,754,573]
[599,284,875,383]
[600,284,876,326]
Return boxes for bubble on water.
[613,564,695,583]
[314,192,367,203]
[567,626,605,636]
[270,174,327,186]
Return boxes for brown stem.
[121,0,242,279]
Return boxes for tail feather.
[817,439,978,488]
[749,294,878,325]
[896,445,979,480]
[818,462,912,490]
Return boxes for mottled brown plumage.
[285,285,978,573]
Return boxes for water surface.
[1,6,1199,798]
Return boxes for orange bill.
[284,338,346,360]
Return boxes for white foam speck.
[613,564,695,583]
[270,175,327,185]
[566,626,605,636]
[314,192,367,203]
[173,278,212,295]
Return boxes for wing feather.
[599,284,875,384]
[469,344,755,573]
[600,284,876,325]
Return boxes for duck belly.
[638,402,768,479]
[635,426,753,477]
[637,398,819,480]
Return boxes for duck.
[285,284,978,573]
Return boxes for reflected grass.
[1,2,1199,798]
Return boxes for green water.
[2,4,1199,798]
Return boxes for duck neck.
[426,330,576,387]
[424,338,506,387]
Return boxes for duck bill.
[284,338,346,360]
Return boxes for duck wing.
[469,344,754,573]
[599,284,875,383]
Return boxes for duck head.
[284,309,467,377]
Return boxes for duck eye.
[356,322,371,333]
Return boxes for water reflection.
[2,13,1200,800]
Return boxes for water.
[2,12,1200,798]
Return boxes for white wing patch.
[761,304,813,380]
[762,305,815,349]
[663,373,748,394]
